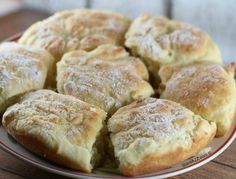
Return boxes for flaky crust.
[2,90,107,172]
[160,63,236,137]
[125,15,222,83]
[57,44,154,115]
[0,42,53,114]
[108,98,216,176]
[19,9,131,61]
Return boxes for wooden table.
[0,9,236,179]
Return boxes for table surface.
[0,9,236,179]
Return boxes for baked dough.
[0,42,53,115]
[19,8,131,61]
[160,63,236,137]
[108,97,216,176]
[2,89,107,172]
[125,15,222,83]
[1,9,234,177]
[57,44,154,115]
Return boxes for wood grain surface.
[0,7,235,179]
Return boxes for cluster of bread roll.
[1,9,235,176]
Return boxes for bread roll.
[160,63,236,137]
[108,97,216,176]
[19,8,131,61]
[0,42,53,115]
[2,89,107,172]
[57,44,154,115]
[125,15,222,83]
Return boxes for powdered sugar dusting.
[164,63,231,109]
[0,43,49,111]
[170,29,201,48]
[108,98,196,151]
[125,14,209,70]
[129,35,164,59]
[58,45,153,114]
[19,9,130,59]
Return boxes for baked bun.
[0,42,53,115]
[57,44,154,115]
[160,63,236,137]
[108,97,216,176]
[19,8,131,61]
[2,89,107,172]
[125,15,222,83]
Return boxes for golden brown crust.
[108,97,216,176]
[57,44,154,115]
[160,63,236,137]
[19,8,131,61]
[2,89,107,172]
[125,14,222,83]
